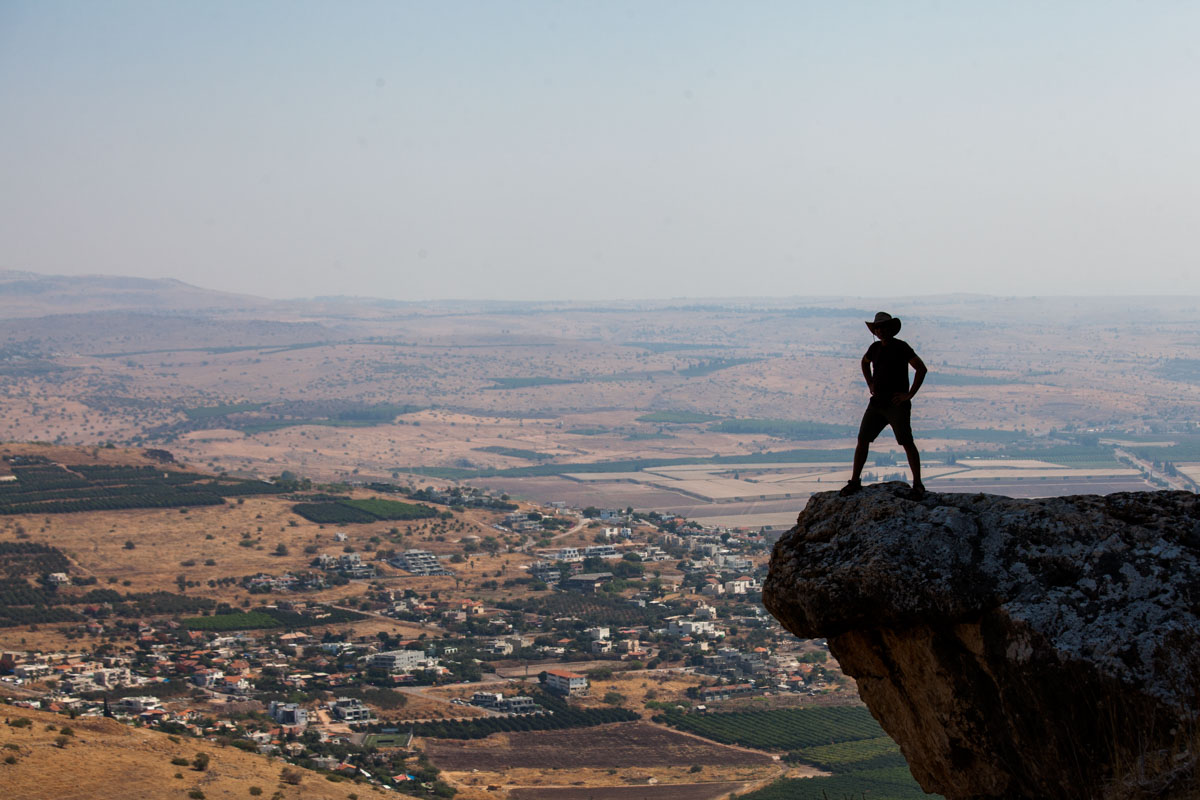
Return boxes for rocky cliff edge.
[764,484,1200,800]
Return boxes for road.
[1114,448,1196,492]
[551,517,590,541]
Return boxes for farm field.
[422,722,777,771]
[427,722,796,800]
[662,707,939,800]
[1,285,1196,532]
[481,455,1156,530]
[508,782,749,800]
[739,770,934,800]
[663,706,885,751]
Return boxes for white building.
[269,701,309,727]
[116,696,162,714]
[668,618,718,638]
[389,550,453,576]
[369,649,434,673]
[331,697,373,722]
[544,669,588,696]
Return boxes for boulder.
[764,483,1200,800]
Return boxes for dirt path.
[642,719,786,763]
[550,518,589,541]
[328,603,444,636]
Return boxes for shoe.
[839,479,862,497]
[908,483,926,501]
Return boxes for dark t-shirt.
[866,338,916,401]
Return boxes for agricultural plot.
[0,463,282,515]
[424,722,774,771]
[550,447,1154,527]
[741,768,934,800]
[662,706,884,750]
[0,580,218,628]
[362,732,412,748]
[182,605,365,631]
[664,708,940,800]
[412,698,638,739]
[510,783,747,800]
[292,497,441,523]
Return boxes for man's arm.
[897,355,927,402]
[861,354,874,395]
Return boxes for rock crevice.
[764,484,1200,800]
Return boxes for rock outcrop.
[764,484,1200,800]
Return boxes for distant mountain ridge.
[0,269,271,318]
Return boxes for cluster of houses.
[0,494,853,795]
[243,572,328,592]
[315,552,376,579]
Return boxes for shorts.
[858,399,914,445]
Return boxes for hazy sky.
[2,2,1199,301]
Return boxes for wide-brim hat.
[866,311,901,336]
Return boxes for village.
[0,484,850,797]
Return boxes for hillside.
[0,705,373,800]
[0,442,532,653]
[0,270,271,318]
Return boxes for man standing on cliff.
[840,312,928,500]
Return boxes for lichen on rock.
[764,483,1200,800]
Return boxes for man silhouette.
[840,312,928,499]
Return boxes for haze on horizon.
[2,1,1199,303]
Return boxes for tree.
[192,752,211,771]
[274,543,289,556]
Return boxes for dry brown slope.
[0,705,378,800]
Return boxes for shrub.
[188,790,205,799]
[172,757,190,766]
[249,787,263,796]
[192,752,210,771]
[54,735,70,748]
[8,718,31,728]
[280,766,303,785]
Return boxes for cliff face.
[764,484,1200,800]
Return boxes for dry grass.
[0,705,374,800]
[445,764,790,790]
[424,721,800,800]
[572,671,706,715]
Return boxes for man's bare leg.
[852,438,870,481]
[901,440,924,497]
[841,438,870,496]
